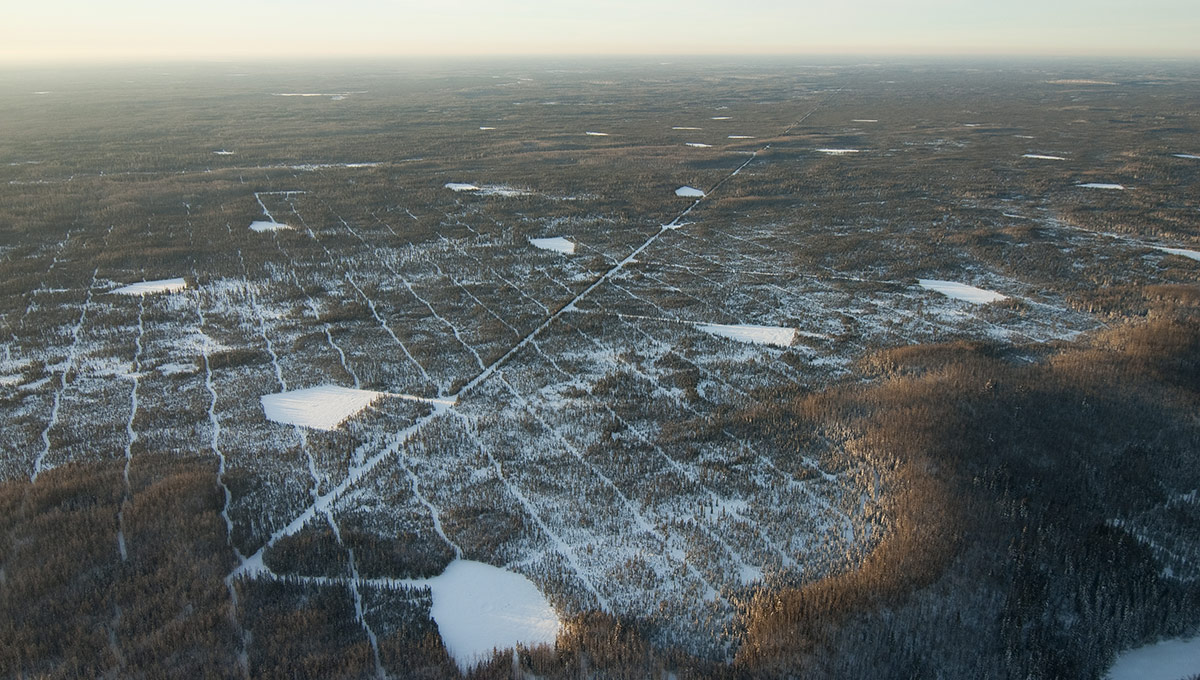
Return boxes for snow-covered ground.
[1105,635,1200,680]
[817,148,861,155]
[698,323,797,347]
[1023,154,1066,160]
[918,279,1008,304]
[249,220,292,232]
[675,186,705,197]
[685,143,712,148]
[1157,247,1200,262]
[1174,154,1200,160]
[529,237,576,255]
[426,560,561,672]
[260,385,384,431]
[445,183,533,197]
[584,131,609,136]
[1077,183,1126,190]
[112,278,188,296]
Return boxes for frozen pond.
[426,560,561,672]
[1105,634,1200,680]
[112,278,188,296]
[919,279,1008,303]
[698,323,797,347]
[529,237,576,255]
[260,385,383,431]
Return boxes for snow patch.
[249,220,292,232]
[1105,634,1200,680]
[1077,183,1126,190]
[584,131,609,136]
[479,126,496,130]
[529,237,576,255]
[112,278,188,296]
[260,385,384,431]
[728,135,754,139]
[672,126,703,130]
[711,116,731,120]
[428,560,561,672]
[0,374,21,387]
[851,119,878,123]
[444,182,532,197]
[213,150,235,155]
[1174,154,1200,160]
[1023,154,1066,160]
[919,279,1008,304]
[698,323,797,348]
[1156,247,1200,262]
[158,362,198,376]
[685,143,712,148]
[675,186,705,197]
[817,148,861,155]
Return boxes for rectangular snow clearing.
[260,385,383,431]
[817,148,861,155]
[249,220,292,232]
[1156,247,1200,262]
[1174,154,1200,160]
[529,237,576,254]
[698,323,797,347]
[685,142,712,148]
[112,278,188,296]
[427,560,561,673]
[1023,154,1066,160]
[1077,183,1126,190]
[919,279,1008,303]
[675,186,705,197]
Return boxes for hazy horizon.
[4,0,1199,64]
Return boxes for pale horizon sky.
[3,0,1199,64]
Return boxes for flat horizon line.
[3,51,1200,70]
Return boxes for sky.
[2,0,1199,63]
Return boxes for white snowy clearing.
[685,143,712,148]
[158,362,197,376]
[529,237,576,255]
[249,220,292,232]
[1077,183,1126,190]
[213,150,235,155]
[426,560,561,672]
[1105,634,1200,680]
[918,279,1008,304]
[1156,247,1200,262]
[852,119,878,123]
[260,385,384,431]
[711,116,732,120]
[728,135,755,139]
[697,323,797,348]
[1174,154,1200,160]
[672,126,703,130]
[444,183,533,197]
[675,186,706,197]
[584,131,609,136]
[817,148,861,155]
[111,278,189,296]
[479,126,496,130]
[1023,154,1067,160]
